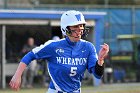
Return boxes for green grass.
[0,88,46,93]
[0,83,140,93]
[82,83,140,93]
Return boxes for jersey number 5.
[70,67,77,76]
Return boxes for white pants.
[47,88,81,93]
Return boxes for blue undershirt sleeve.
[20,51,36,65]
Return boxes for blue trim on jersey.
[20,51,36,65]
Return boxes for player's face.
[68,24,84,42]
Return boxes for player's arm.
[9,62,26,91]
[9,40,52,91]
[98,43,109,66]
[94,43,109,77]
[87,42,109,79]
[9,51,36,91]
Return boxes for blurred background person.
[21,37,38,88]
[52,36,60,41]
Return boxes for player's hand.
[98,43,109,65]
[9,74,21,91]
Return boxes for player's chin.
[74,36,81,41]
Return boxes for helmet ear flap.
[66,27,72,36]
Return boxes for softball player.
[9,10,109,93]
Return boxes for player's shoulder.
[32,38,65,53]
[44,38,65,46]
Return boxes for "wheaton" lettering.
[56,57,87,65]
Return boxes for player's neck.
[68,36,80,42]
